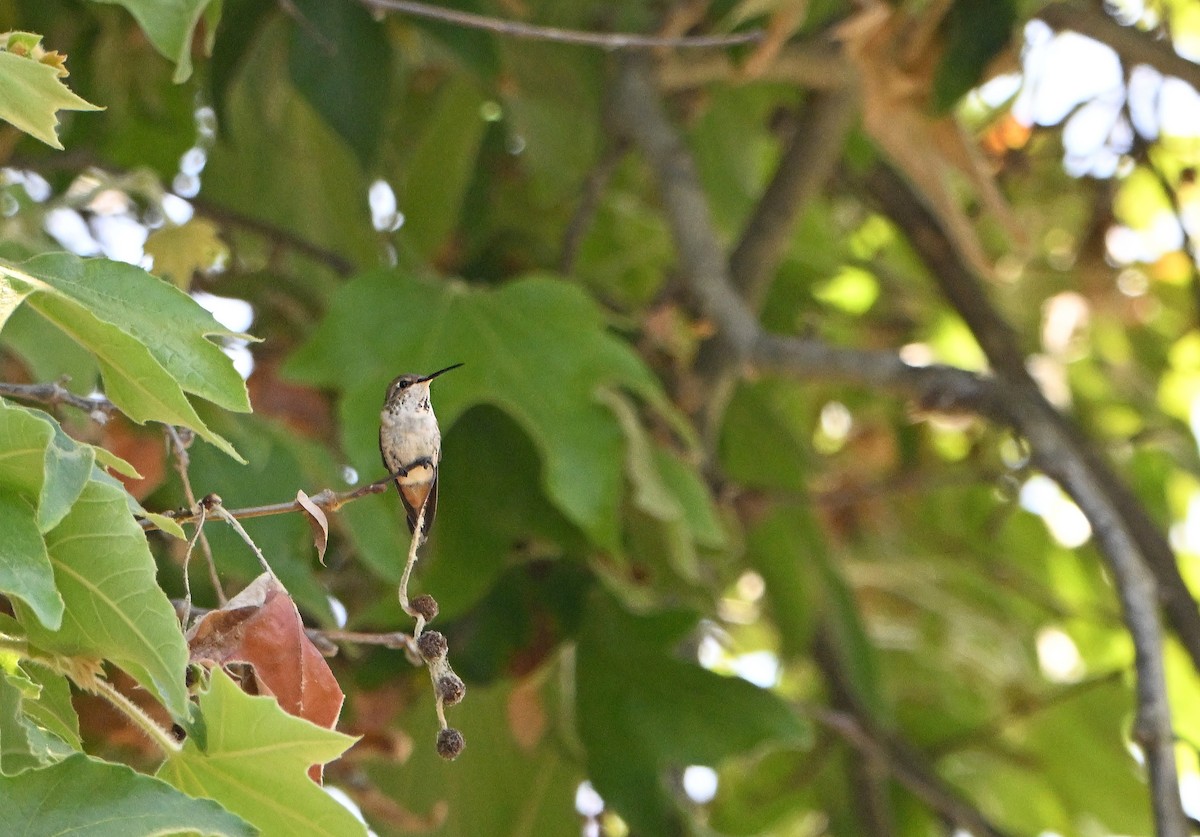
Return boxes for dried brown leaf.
[296,489,330,564]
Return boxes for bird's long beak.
[419,363,464,383]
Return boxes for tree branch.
[731,90,859,310]
[1038,2,1200,93]
[189,197,355,278]
[656,39,853,91]
[0,380,115,423]
[359,0,763,49]
[611,52,1188,837]
[140,474,394,530]
[861,161,1189,837]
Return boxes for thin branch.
[209,499,278,580]
[694,88,859,447]
[1139,149,1200,325]
[656,40,853,91]
[1038,2,1200,94]
[731,90,859,309]
[360,0,763,49]
[179,504,207,628]
[398,504,426,624]
[928,670,1125,757]
[189,197,355,277]
[559,139,629,275]
[140,473,395,531]
[165,427,224,605]
[809,705,1013,837]
[0,380,115,423]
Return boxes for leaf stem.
[86,674,183,757]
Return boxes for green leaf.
[719,378,812,491]
[19,253,253,414]
[0,670,74,775]
[14,479,191,720]
[598,386,726,590]
[746,505,825,659]
[397,74,487,259]
[287,272,673,550]
[10,658,81,751]
[426,405,584,617]
[144,219,229,288]
[4,752,255,836]
[0,399,93,534]
[576,592,809,834]
[0,254,251,461]
[0,46,102,149]
[158,668,363,837]
[0,494,63,631]
[496,38,601,203]
[203,17,377,269]
[287,0,391,169]
[0,266,32,329]
[932,0,1017,112]
[89,0,221,83]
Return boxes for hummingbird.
[379,363,462,543]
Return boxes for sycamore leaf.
[88,0,221,83]
[0,495,62,632]
[576,592,809,834]
[144,218,228,289]
[158,668,364,837]
[0,639,81,752]
[4,752,255,836]
[0,399,93,534]
[287,272,679,550]
[0,46,101,149]
[13,479,191,720]
[0,670,74,775]
[0,254,252,462]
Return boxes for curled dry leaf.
[295,489,330,564]
[836,0,1026,278]
[186,573,344,782]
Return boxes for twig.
[359,0,763,49]
[559,139,629,275]
[0,379,115,423]
[165,427,225,605]
[189,198,355,277]
[313,628,415,651]
[1140,148,1200,325]
[398,504,427,625]
[695,88,859,448]
[810,705,1012,837]
[208,498,278,580]
[928,670,1125,757]
[656,40,852,90]
[179,504,208,628]
[731,90,860,309]
[140,473,395,530]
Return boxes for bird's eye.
[398,380,411,389]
